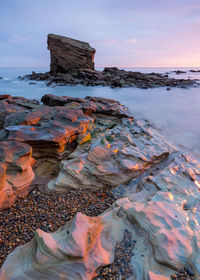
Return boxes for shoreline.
[20,66,198,89]
[0,93,199,279]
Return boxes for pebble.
[0,187,115,267]
[93,229,135,280]
[171,266,195,280]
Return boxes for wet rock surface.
[23,66,196,88]
[0,93,200,279]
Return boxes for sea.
[0,67,200,159]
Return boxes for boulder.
[47,34,96,73]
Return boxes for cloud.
[124,38,138,44]
[9,35,35,43]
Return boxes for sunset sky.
[0,0,200,67]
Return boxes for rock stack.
[48,34,96,73]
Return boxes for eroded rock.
[1,94,200,280]
[2,172,200,279]
[48,118,173,191]
[21,34,197,88]
[48,34,96,73]
[0,141,35,211]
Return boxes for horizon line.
[0,65,200,69]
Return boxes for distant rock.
[23,66,196,89]
[190,69,200,73]
[173,70,186,74]
[48,34,96,73]
[21,34,197,89]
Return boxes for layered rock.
[1,94,200,279]
[21,34,197,88]
[48,34,96,73]
[0,208,126,280]
[2,154,200,279]
[0,94,132,210]
[48,117,173,191]
[0,141,35,211]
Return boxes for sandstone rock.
[2,171,200,279]
[0,141,35,211]
[0,95,11,100]
[1,95,200,279]
[0,96,94,159]
[48,118,173,191]
[48,34,96,73]
[0,206,126,280]
[41,94,132,118]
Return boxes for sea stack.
[47,34,96,73]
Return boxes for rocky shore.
[0,93,200,279]
[22,66,197,88]
[19,34,197,89]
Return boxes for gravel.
[0,187,115,267]
[0,188,196,280]
[171,267,195,280]
[93,229,136,280]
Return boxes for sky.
[0,0,200,68]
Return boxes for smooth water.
[0,67,200,159]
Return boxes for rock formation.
[0,93,132,210]
[1,94,200,279]
[47,34,96,73]
[20,34,198,88]
[24,66,196,89]
[2,154,200,279]
[0,141,35,211]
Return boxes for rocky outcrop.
[0,94,132,210]
[1,94,200,279]
[20,34,198,88]
[48,34,96,73]
[23,66,196,88]
[1,151,200,279]
[48,116,173,191]
[0,141,35,211]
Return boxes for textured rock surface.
[48,117,173,191]
[1,94,200,280]
[2,170,200,279]
[0,141,35,211]
[0,94,131,209]
[48,34,96,73]
[24,66,196,89]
